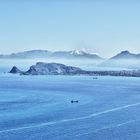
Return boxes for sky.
[0,0,140,57]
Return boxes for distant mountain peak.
[70,48,99,56]
[111,50,138,60]
[101,50,140,69]
[70,49,86,55]
[120,50,131,54]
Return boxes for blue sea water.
[0,73,140,140]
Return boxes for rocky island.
[9,62,84,75]
[9,62,140,77]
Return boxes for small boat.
[71,100,79,103]
[93,77,98,79]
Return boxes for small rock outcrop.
[9,66,22,74]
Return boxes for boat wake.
[1,102,140,133]
[75,119,140,137]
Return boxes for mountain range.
[1,49,140,68]
[1,49,140,60]
[0,49,102,60]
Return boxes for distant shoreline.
[9,62,140,77]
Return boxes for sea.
[0,59,140,140]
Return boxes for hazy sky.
[0,0,140,57]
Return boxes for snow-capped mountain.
[70,49,99,56]
[70,49,91,55]
[70,49,84,55]
[0,49,103,60]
